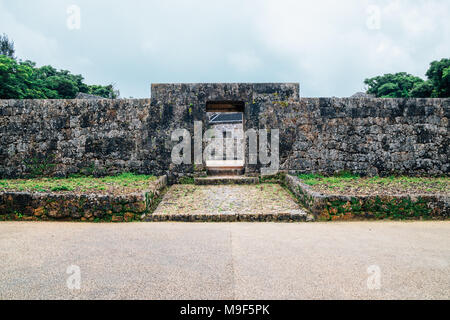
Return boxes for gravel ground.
[154,184,300,216]
[1,221,449,300]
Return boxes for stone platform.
[285,175,450,221]
[0,176,168,222]
[147,184,311,222]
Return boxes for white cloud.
[227,52,262,73]
[0,0,60,64]
[0,0,448,98]
[250,0,450,96]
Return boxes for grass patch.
[0,173,157,194]
[297,173,449,195]
[178,176,195,184]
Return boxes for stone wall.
[0,99,185,178]
[262,97,449,176]
[0,83,448,179]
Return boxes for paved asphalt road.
[0,221,449,300]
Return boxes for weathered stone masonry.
[272,97,449,176]
[0,176,168,221]
[0,83,448,179]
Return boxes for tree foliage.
[0,36,119,99]
[365,72,427,98]
[410,81,433,98]
[0,33,15,58]
[365,58,450,98]
[425,58,450,97]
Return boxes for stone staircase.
[194,175,259,185]
[151,170,315,222]
[206,167,245,176]
[194,166,258,185]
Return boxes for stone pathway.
[150,184,308,221]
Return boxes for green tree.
[410,81,434,98]
[364,72,425,98]
[0,33,15,58]
[0,55,34,98]
[44,76,79,99]
[88,84,119,99]
[425,58,450,97]
[0,34,119,99]
[365,58,450,98]
[0,55,119,99]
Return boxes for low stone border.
[146,211,308,222]
[284,175,449,221]
[0,176,167,222]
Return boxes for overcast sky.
[1,0,449,98]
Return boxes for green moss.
[260,172,285,184]
[178,176,195,184]
[51,186,73,192]
[146,187,168,215]
[23,154,56,178]
[334,170,360,179]
[295,185,315,209]
[273,101,289,107]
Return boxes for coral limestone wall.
[265,97,449,176]
[0,83,448,178]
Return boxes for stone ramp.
[147,184,312,222]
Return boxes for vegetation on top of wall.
[364,58,450,98]
[297,173,449,195]
[0,173,156,194]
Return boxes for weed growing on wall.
[23,155,56,178]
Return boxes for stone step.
[207,167,245,176]
[194,176,259,185]
[146,209,313,222]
